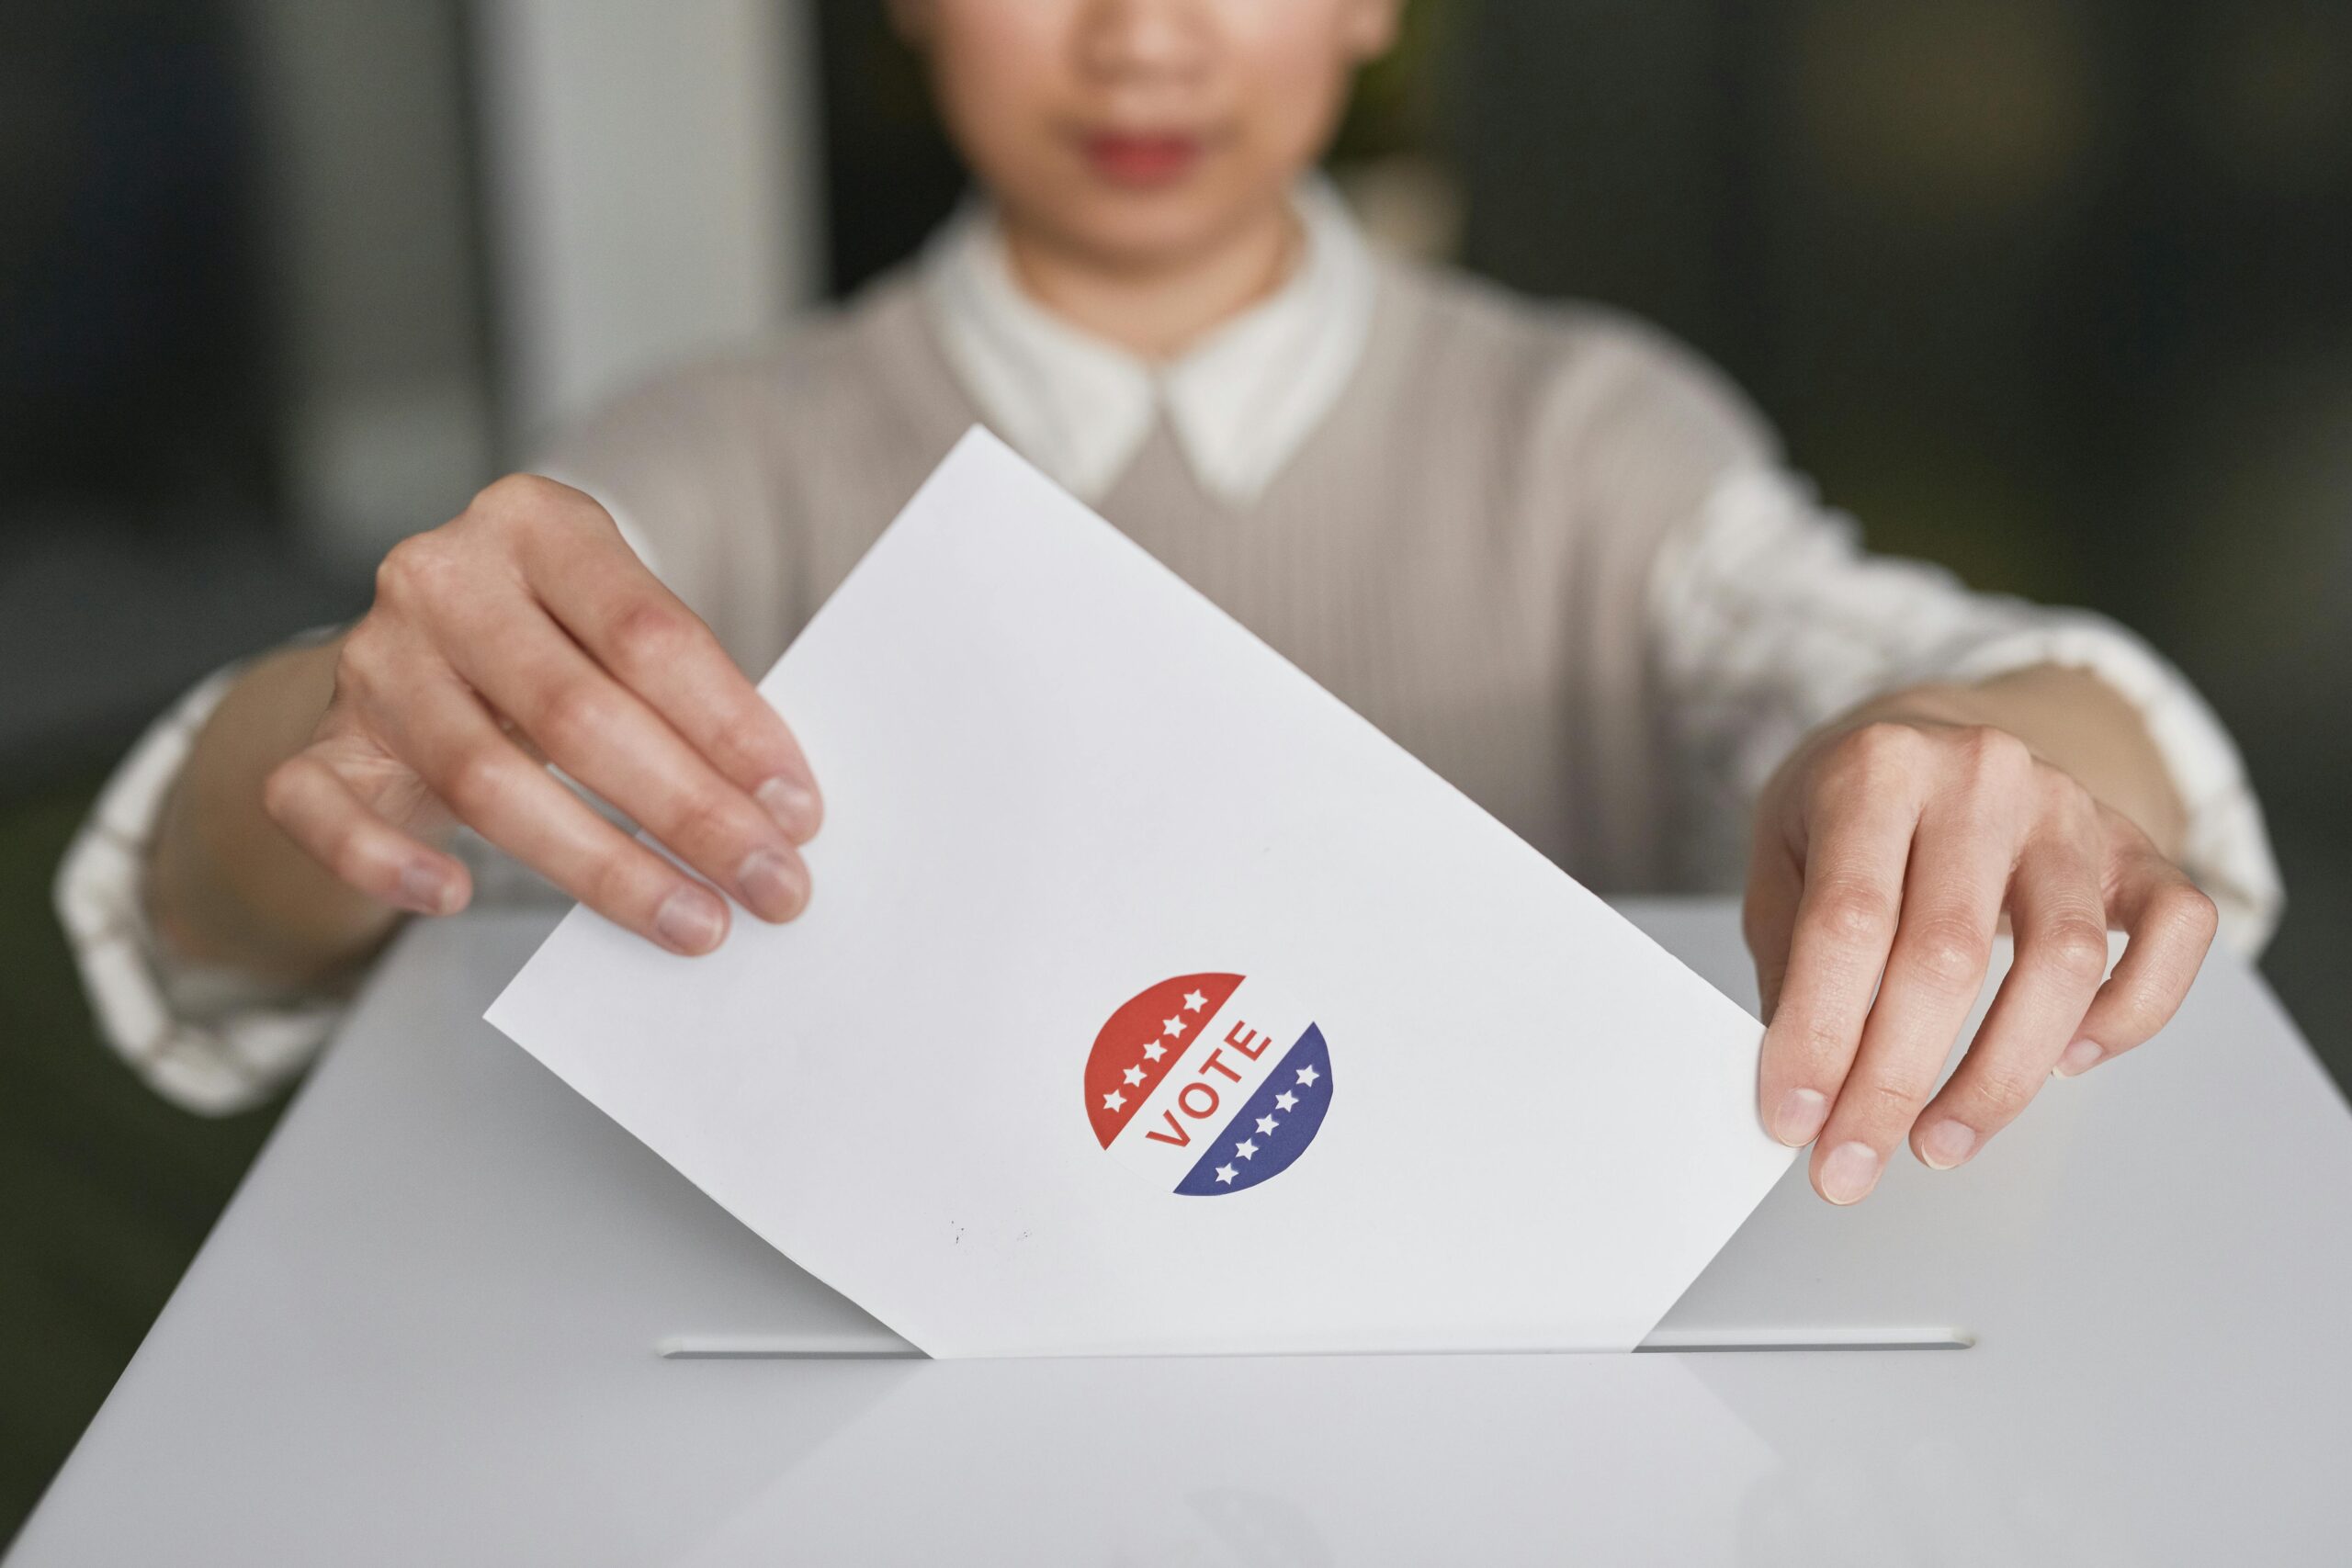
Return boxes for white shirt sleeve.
[1649,467,2283,955]
[52,660,350,1114]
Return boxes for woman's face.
[899,0,1398,268]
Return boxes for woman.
[60,0,2277,1207]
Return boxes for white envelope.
[487,427,1791,1358]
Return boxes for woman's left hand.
[1745,689,2219,1203]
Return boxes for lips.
[1080,130,1207,187]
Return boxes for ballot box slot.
[1635,1325,1973,1353]
[659,1337,920,1360]
[657,1326,1974,1359]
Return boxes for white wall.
[475,0,827,455]
[237,0,497,571]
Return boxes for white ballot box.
[12,905,2350,1566]
[488,429,1791,1358]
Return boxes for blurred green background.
[4,0,2347,1545]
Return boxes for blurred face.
[897,0,1398,272]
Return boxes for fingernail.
[397,863,450,916]
[735,846,810,923]
[1818,1141,1883,1205]
[1771,1087,1830,1146]
[1920,1120,1978,1170]
[653,885,728,954]
[2055,1037,2106,1078]
[755,775,822,842]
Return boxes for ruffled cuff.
[1933,618,2283,954]
[53,660,350,1115]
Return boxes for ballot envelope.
[488,428,1794,1359]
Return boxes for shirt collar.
[920,178,1377,507]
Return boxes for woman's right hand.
[261,475,822,956]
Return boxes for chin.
[1048,183,1283,273]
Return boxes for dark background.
[4,0,2347,1542]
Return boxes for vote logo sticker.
[1084,973,1333,1196]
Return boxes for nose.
[1074,0,1213,86]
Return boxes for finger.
[2058,837,2219,1077]
[520,513,822,841]
[1754,761,1920,1151]
[381,669,735,956]
[1741,829,1803,1027]
[263,751,472,917]
[1812,774,2021,1204]
[1910,825,2109,1169]
[432,595,810,925]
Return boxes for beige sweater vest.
[546,257,1777,892]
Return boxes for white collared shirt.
[920,178,1377,509]
[56,186,2281,1113]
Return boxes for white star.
[1274,1091,1298,1112]
[1141,1039,1167,1062]
[1102,1089,1126,1111]
[1183,990,1207,1012]
[1162,1016,1186,1038]
[1295,1065,1319,1087]
[1236,1139,1259,1160]
[1215,1165,1237,1184]
[1122,1065,1146,1087]
[1256,1114,1279,1135]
